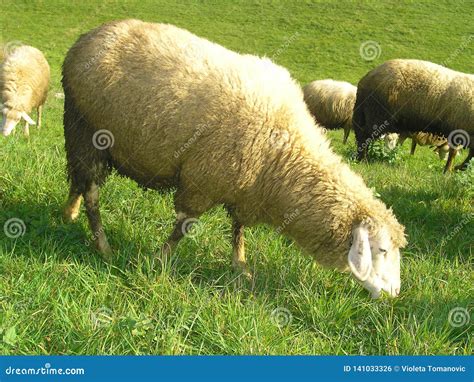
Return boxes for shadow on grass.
[1,186,471,294]
[378,186,472,262]
[0,197,246,285]
[0,195,299,300]
[0,198,147,273]
[2,196,472,355]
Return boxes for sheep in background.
[353,59,473,172]
[303,79,357,144]
[62,19,407,298]
[384,132,461,169]
[405,132,458,162]
[383,133,399,150]
[0,45,50,137]
[384,132,452,159]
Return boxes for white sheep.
[0,45,50,137]
[62,19,407,298]
[303,79,357,144]
[383,133,399,150]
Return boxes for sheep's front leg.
[232,219,252,279]
[410,139,417,155]
[84,181,112,260]
[159,212,189,258]
[37,105,43,129]
[23,121,30,137]
[444,147,458,173]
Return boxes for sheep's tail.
[62,77,111,194]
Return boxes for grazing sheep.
[353,59,473,171]
[0,45,50,137]
[384,132,462,172]
[62,19,407,298]
[406,132,449,158]
[385,131,458,160]
[406,132,463,168]
[303,79,357,144]
[383,133,399,151]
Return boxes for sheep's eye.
[379,248,388,256]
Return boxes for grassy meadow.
[0,0,473,355]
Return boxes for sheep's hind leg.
[454,147,473,171]
[342,124,350,144]
[232,219,252,279]
[410,140,417,155]
[161,212,190,259]
[63,186,83,223]
[84,181,112,261]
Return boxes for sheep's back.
[358,59,473,135]
[303,80,356,129]
[62,19,312,195]
[0,45,50,110]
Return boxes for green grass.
[1,0,473,355]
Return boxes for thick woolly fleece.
[409,132,448,147]
[62,19,406,271]
[353,59,473,163]
[0,45,50,113]
[303,79,356,131]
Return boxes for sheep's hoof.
[96,240,113,262]
[454,163,468,171]
[158,242,173,259]
[233,261,253,281]
[63,207,80,223]
[152,242,174,270]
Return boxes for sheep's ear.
[348,225,372,281]
[21,112,36,125]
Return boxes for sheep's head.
[383,133,399,150]
[348,223,402,299]
[434,144,450,160]
[1,107,35,136]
